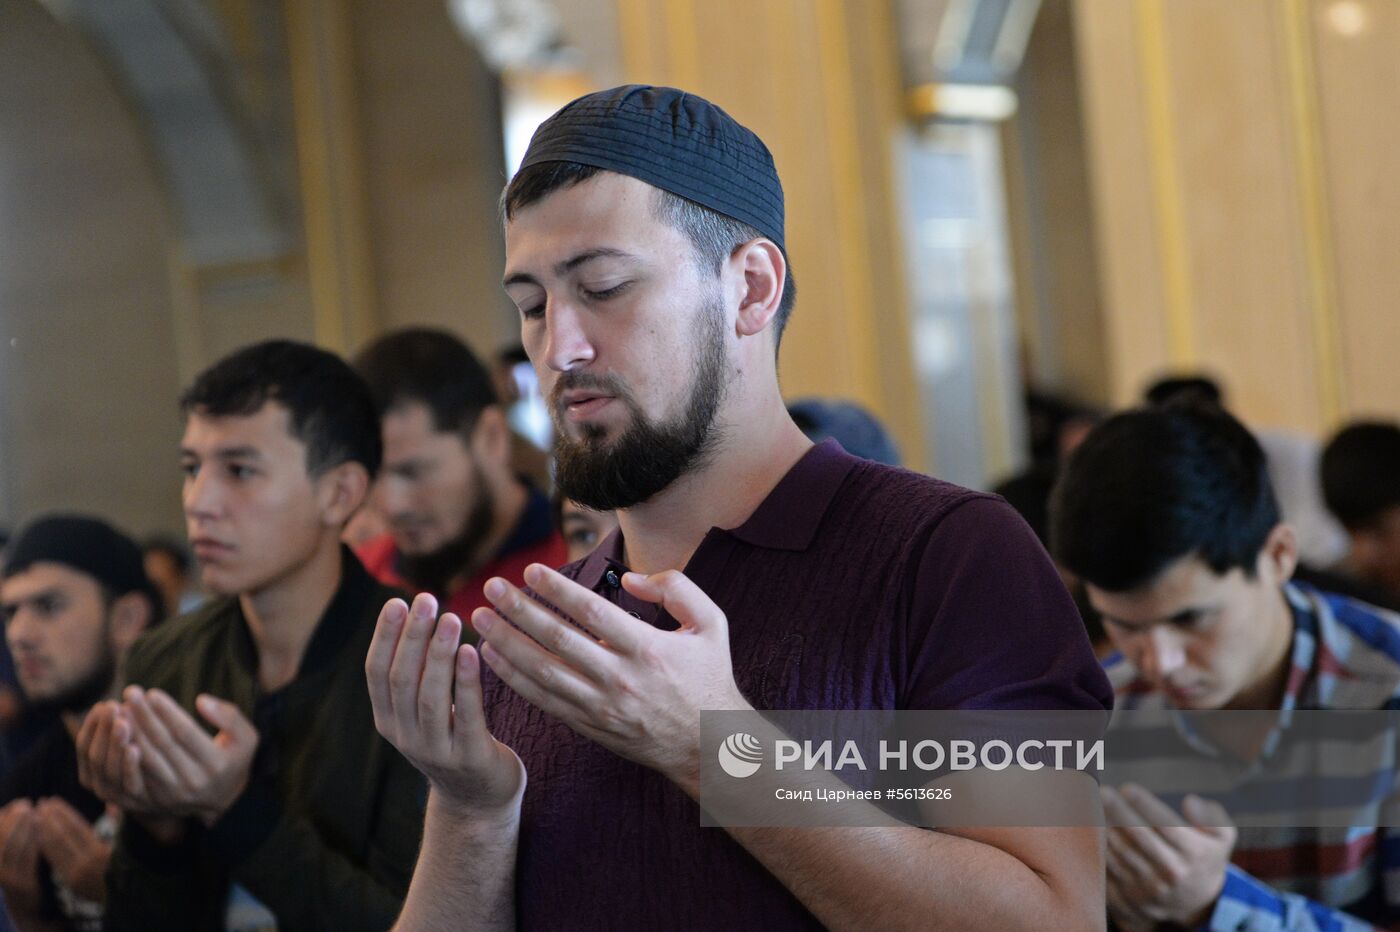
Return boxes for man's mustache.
[550,373,631,408]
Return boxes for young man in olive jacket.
[77,340,425,930]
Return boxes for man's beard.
[27,647,115,717]
[552,291,728,511]
[398,482,496,594]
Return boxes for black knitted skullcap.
[519,85,786,252]
[3,513,152,601]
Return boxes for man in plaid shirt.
[1052,401,1400,931]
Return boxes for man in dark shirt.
[75,341,424,930]
[0,515,161,931]
[1052,402,1400,929]
[352,328,567,625]
[1321,421,1400,604]
[366,85,1112,929]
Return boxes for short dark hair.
[501,161,798,348]
[180,340,381,477]
[1050,403,1279,592]
[353,328,499,439]
[1321,421,1400,530]
[1143,374,1224,409]
[496,343,530,367]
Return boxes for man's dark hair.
[1321,421,1400,530]
[353,328,499,439]
[497,344,530,367]
[1049,403,1280,592]
[180,340,381,477]
[501,161,798,348]
[1143,374,1224,409]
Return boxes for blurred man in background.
[1322,421,1400,607]
[77,340,423,931]
[491,343,553,490]
[786,397,902,466]
[551,494,618,564]
[0,514,161,931]
[1053,402,1400,929]
[140,536,201,618]
[353,328,566,628]
[0,525,41,774]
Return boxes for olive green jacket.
[105,549,424,931]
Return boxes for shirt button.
[605,569,621,588]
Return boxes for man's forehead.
[1,562,94,600]
[1089,570,1227,625]
[382,400,436,433]
[382,403,472,452]
[183,400,297,450]
[503,174,675,268]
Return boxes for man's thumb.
[1183,794,1235,838]
[196,694,253,742]
[622,570,725,634]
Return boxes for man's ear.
[109,592,155,653]
[731,239,785,339]
[469,406,511,469]
[1259,522,1300,584]
[316,460,371,528]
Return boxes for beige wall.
[1311,0,1400,421]
[1074,0,1400,434]
[1005,0,1108,406]
[0,0,521,537]
[26,0,1398,536]
[0,0,185,536]
[611,0,927,470]
[279,0,517,362]
[349,0,518,361]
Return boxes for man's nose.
[183,468,220,519]
[1140,626,1186,679]
[542,301,596,373]
[377,477,409,518]
[6,609,37,648]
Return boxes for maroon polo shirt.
[482,440,1111,929]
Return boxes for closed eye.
[1172,608,1217,630]
[582,281,631,302]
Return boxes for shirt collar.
[232,545,377,686]
[571,527,627,592]
[1281,581,1320,710]
[727,439,859,551]
[571,439,859,588]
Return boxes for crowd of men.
[1,84,1400,931]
